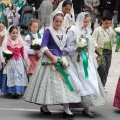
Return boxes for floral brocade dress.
[23,28,81,105]
[1,39,28,95]
[67,27,107,108]
[113,77,120,108]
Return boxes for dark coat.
[26,0,43,10]
[72,0,84,13]
[99,0,118,15]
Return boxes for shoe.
[63,112,75,118]
[40,107,51,115]
[82,110,95,118]
[12,94,19,99]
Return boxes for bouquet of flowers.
[30,38,42,50]
[42,56,74,91]
[75,35,88,62]
[3,50,14,63]
[114,27,120,52]
[74,35,88,78]
[42,56,69,70]
[61,56,69,69]
[95,48,105,66]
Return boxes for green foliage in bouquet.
[95,49,105,66]
[42,58,74,91]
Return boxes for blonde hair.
[28,18,40,31]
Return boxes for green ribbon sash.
[81,50,88,78]
[56,59,74,91]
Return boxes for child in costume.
[24,11,81,119]
[92,12,116,87]
[25,18,42,78]
[1,25,30,98]
[66,12,106,118]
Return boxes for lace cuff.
[41,46,48,53]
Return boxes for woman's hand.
[34,50,39,55]
[52,56,58,65]
[75,48,80,53]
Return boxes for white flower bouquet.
[61,56,69,69]
[74,35,89,78]
[76,35,87,48]
[42,56,69,69]
[30,38,42,50]
[3,50,14,63]
[74,35,88,62]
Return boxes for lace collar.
[48,27,67,51]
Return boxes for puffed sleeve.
[91,28,99,47]
[41,29,50,53]
[65,30,77,55]
[25,34,35,55]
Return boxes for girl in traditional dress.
[25,18,42,78]
[10,4,20,26]
[113,77,120,109]
[1,25,30,98]
[0,21,7,89]
[24,11,81,118]
[66,12,106,118]
[0,0,8,28]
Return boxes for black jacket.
[26,0,43,10]
[72,0,84,13]
[99,0,117,15]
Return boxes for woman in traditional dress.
[54,0,75,32]
[24,11,81,118]
[66,12,107,118]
